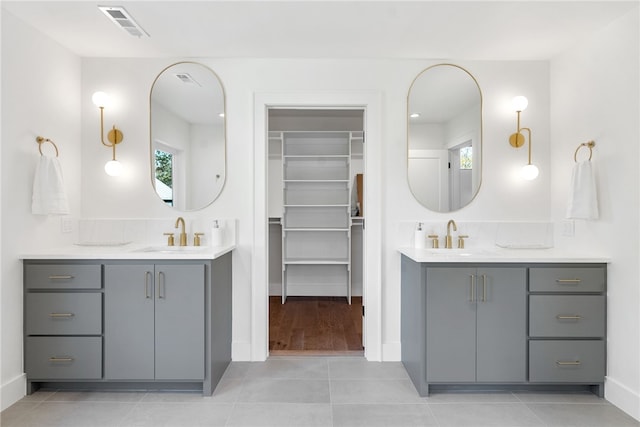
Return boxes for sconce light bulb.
[104,159,123,177]
[512,95,528,112]
[92,91,110,108]
[521,164,539,180]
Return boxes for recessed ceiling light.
[410,113,421,118]
[98,6,149,38]
[218,113,225,118]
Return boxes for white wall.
[1,10,82,410]
[79,57,550,363]
[550,9,640,420]
[408,123,444,149]
[189,123,225,209]
[4,8,637,420]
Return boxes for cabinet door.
[155,264,205,380]
[476,268,526,382]
[104,264,155,380]
[426,267,476,382]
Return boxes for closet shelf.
[280,129,358,304]
[284,259,350,265]
[283,179,349,183]
[284,155,349,159]
[284,204,349,208]
[283,227,350,232]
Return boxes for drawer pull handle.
[556,279,581,283]
[49,357,74,362]
[145,271,152,299]
[469,275,475,302]
[481,274,487,302]
[48,275,74,280]
[556,360,581,366]
[158,271,166,299]
[49,313,75,318]
[556,315,582,320]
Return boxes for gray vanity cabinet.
[425,266,526,383]
[24,263,103,383]
[24,253,232,395]
[401,255,607,397]
[104,263,205,381]
[528,265,606,396]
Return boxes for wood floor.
[269,296,364,355]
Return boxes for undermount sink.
[135,245,209,253]
[74,241,132,247]
[421,248,496,257]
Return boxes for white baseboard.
[605,376,640,421]
[1,373,26,411]
[232,340,253,361]
[382,341,401,361]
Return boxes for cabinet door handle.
[48,275,74,280]
[556,315,582,320]
[556,360,581,366]
[481,274,487,302]
[145,271,152,299]
[158,271,165,299]
[556,279,581,284]
[469,275,475,302]
[49,357,74,362]
[49,313,74,318]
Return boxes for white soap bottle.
[211,220,224,246]
[414,222,426,249]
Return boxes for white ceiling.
[2,1,638,60]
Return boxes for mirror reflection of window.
[150,62,226,211]
[407,64,482,212]
[460,146,472,170]
[154,148,174,206]
[448,141,474,211]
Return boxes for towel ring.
[574,141,595,162]
[36,136,59,157]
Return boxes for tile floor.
[2,357,639,426]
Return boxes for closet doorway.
[267,108,365,355]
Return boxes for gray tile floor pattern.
[2,357,639,426]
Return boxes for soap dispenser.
[211,220,224,247]
[414,222,426,249]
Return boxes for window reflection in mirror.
[407,64,482,212]
[154,147,174,206]
[150,62,226,211]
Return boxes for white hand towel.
[566,160,598,220]
[32,155,70,215]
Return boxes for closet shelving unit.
[272,130,362,304]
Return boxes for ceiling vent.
[175,73,201,86]
[98,6,149,38]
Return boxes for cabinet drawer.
[529,295,605,338]
[529,267,605,293]
[26,293,102,335]
[529,340,604,383]
[25,264,101,289]
[25,337,102,379]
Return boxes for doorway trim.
[253,91,383,361]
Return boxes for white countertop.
[20,243,235,260]
[399,246,610,263]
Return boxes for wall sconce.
[92,91,124,176]
[508,95,539,180]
